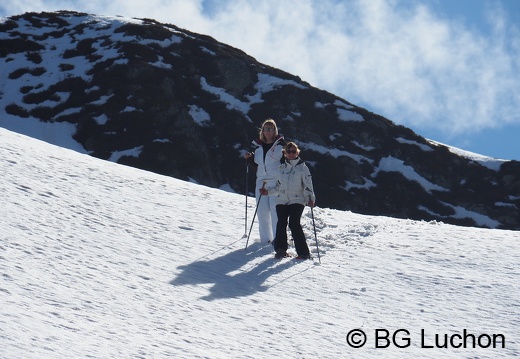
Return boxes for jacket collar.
[284,158,304,166]
[252,134,284,147]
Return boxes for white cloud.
[1,0,520,136]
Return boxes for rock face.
[1,11,519,230]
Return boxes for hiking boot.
[274,251,289,259]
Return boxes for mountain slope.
[2,128,520,358]
[1,11,519,230]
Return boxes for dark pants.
[273,204,310,256]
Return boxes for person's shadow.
[170,242,307,301]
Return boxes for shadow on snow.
[170,242,309,301]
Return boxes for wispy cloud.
[2,0,520,136]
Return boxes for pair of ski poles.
[243,161,321,263]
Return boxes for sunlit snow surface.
[1,128,519,358]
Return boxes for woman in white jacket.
[244,119,285,243]
[260,142,315,259]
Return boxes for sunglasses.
[285,149,297,154]
[263,127,276,132]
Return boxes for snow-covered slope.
[1,127,519,358]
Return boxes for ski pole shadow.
[169,242,295,300]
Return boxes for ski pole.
[243,161,249,238]
[245,182,266,250]
[245,194,262,250]
[311,206,321,263]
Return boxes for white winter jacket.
[252,136,285,190]
[274,158,316,206]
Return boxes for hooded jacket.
[274,158,316,206]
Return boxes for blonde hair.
[258,118,279,142]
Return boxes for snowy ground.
[1,127,519,359]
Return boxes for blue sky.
[1,0,519,160]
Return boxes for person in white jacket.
[260,142,316,259]
[244,119,286,243]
